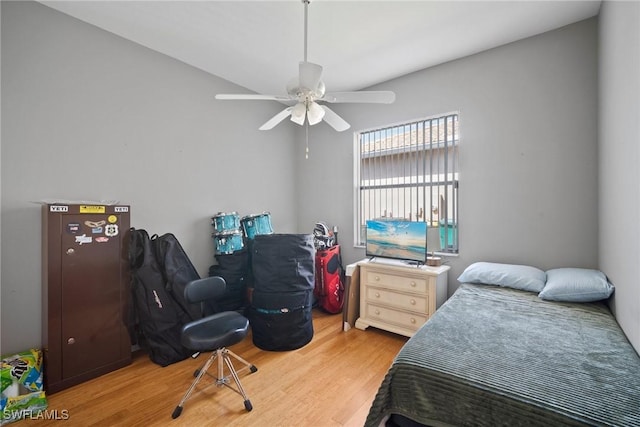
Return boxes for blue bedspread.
[365,283,640,426]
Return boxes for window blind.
[356,113,459,252]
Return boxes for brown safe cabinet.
[42,204,132,393]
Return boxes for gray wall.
[3,2,636,357]
[599,0,640,352]
[298,19,599,293]
[1,1,298,354]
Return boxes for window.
[354,113,459,253]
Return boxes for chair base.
[172,347,257,419]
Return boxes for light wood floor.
[22,310,407,427]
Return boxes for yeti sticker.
[104,224,119,237]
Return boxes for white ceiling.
[39,1,601,96]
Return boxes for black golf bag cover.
[128,228,192,366]
[248,234,315,351]
[207,248,251,314]
[153,232,202,321]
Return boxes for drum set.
[211,211,273,255]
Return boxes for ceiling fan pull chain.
[305,122,310,159]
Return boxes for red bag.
[314,245,344,314]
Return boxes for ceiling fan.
[215,0,396,132]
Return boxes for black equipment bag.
[248,290,314,351]
[128,228,192,367]
[212,248,250,284]
[248,234,315,350]
[251,234,315,292]
[207,249,250,314]
[152,232,202,321]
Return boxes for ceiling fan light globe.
[290,102,307,125]
[290,114,306,126]
[307,102,325,125]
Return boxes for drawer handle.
[410,318,416,324]
[375,292,380,298]
[375,276,380,281]
[410,281,416,287]
[375,309,380,315]
[410,299,416,305]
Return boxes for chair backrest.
[183,276,226,305]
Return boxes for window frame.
[353,112,460,254]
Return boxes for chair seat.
[181,311,249,352]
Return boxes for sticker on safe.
[79,205,105,214]
[75,234,92,245]
[66,223,80,234]
[104,224,119,237]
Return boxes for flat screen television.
[365,219,428,264]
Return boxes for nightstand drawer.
[366,287,428,312]
[364,270,428,293]
[365,303,428,331]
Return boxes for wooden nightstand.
[355,260,449,337]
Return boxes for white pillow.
[457,262,546,293]
[538,268,614,302]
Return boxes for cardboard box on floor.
[342,262,361,331]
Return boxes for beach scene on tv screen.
[366,220,426,262]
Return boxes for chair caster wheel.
[172,406,183,419]
[193,369,200,377]
[244,400,253,412]
[250,365,258,373]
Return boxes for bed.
[365,263,640,427]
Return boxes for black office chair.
[172,276,257,419]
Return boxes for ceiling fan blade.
[259,107,293,130]
[216,94,289,101]
[322,91,396,104]
[299,62,323,91]
[320,105,350,132]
